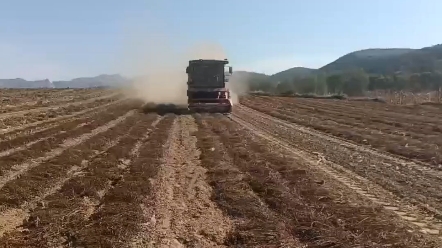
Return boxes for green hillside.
[237,44,442,80]
[235,43,442,96]
[320,45,442,74]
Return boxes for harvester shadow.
[140,103,191,116]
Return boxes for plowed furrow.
[0,102,138,180]
[205,114,434,247]
[71,115,175,247]
[139,115,232,247]
[0,113,163,247]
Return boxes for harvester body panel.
[186,59,233,113]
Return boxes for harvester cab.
[186,59,233,114]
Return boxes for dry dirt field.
[0,89,441,247]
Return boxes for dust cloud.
[227,72,251,104]
[117,31,188,105]
[116,26,249,105]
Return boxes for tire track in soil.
[0,111,141,239]
[0,108,137,191]
[0,113,163,247]
[0,101,130,158]
[232,107,442,244]
[0,97,126,138]
[72,115,175,247]
[194,114,301,247]
[142,115,233,248]
[208,114,437,247]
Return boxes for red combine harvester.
[186,59,233,114]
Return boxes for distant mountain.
[0,74,129,89]
[2,44,442,89]
[0,78,53,88]
[53,74,129,88]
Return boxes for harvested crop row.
[0,92,120,119]
[0,112,138,209]
[268,94,442,117]
[0,98,129,140]
[234,105,442,229]
[243,97,442,138]
[262,108,442,165]
[200,114,432,247]
[0,95,120,129]
[0,88,99,98]
[194,114,299,247]
[0,101,141,179]
[271,96,442,142]
[255,96,442,134]
[0,108,141,237]
[72,114,175,247]
[0,113,163,247]
[0,90,114,114]
[0,100,136,154]
[0,89,85,109]
[334,96,442,117]
[271,96,442,123]
[0,88,112,102]
[242,97,442,166]
[231,113,442,241]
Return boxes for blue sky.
[1,0,441,80]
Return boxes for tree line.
[248,69,442,96]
